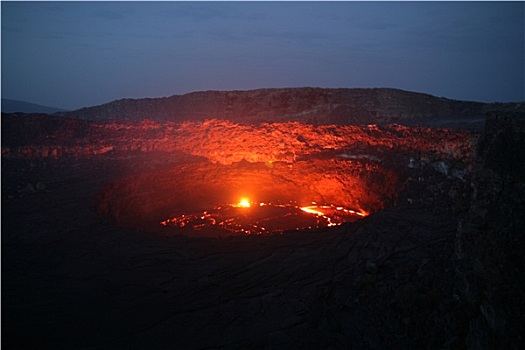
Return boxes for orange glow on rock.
[95,120,471,236]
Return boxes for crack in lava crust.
[160,200,368,236]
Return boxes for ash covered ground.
[2,112,524,349]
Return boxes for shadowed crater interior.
[96,157,398,236]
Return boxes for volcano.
[2,96,523,349]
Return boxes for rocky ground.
[2,112,524,349]
[1,116,475,164]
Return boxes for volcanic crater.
[3,103,524,349]
[92,120,473,237]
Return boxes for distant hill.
[1,98,67,114]
[56,88,524,125]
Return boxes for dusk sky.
[2,1,524,110]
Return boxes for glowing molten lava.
[300,205,325,216]
[235,198,251,208]
[300,205,368,227]
[300,205,368,217]
[160,200,369,236]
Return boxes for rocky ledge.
[1,115,475,164]
[55,87,524,125]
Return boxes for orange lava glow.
[160,200,369,235]
[236,198,251,208]
[300,206,326,216]
[300,204,368,227]
[92,119,473,236]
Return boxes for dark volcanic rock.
[56,87,524,124]
[455,111,525,349]
[469,111,525,229]
[1,116,475,166]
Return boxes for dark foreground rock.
[455,112,525,349]
[2,156,463,349]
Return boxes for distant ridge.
[57,87,524,124]
[1,98,67,114]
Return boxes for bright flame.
[237,198,251,208]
